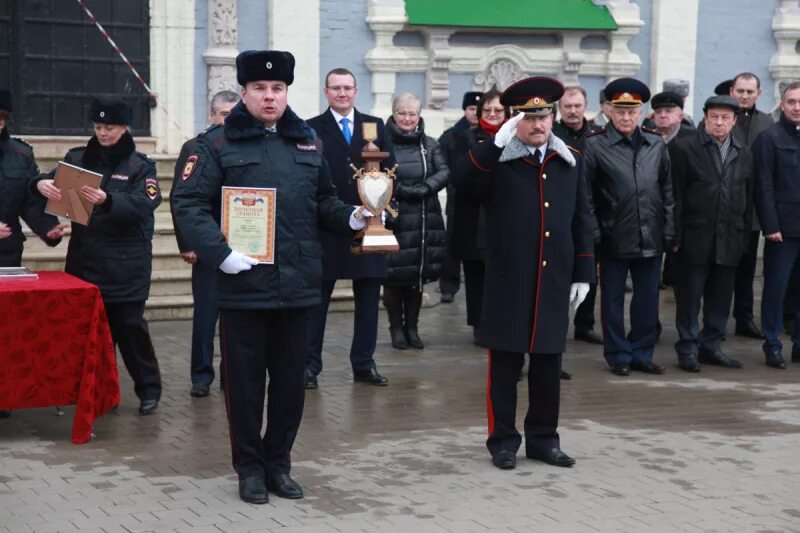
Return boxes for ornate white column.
[422,28,454,110]
[603,0,644,77]
[649,0,700,112]
[770,0,800,102]
[149,0,196,153]
[203,0,239,109]
[365,0,411,114]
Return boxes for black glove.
[396,182,431,200]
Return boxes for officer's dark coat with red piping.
[452,132,597,354]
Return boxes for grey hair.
[210,90,240,112]
[392,92,422,115]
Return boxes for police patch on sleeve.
[145,178,159,200]
[182,154,198,181]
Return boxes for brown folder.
[45,161,103,226]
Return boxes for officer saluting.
[452,77,596,470]
[171,51,368,504]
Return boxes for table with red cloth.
[0,271,120,444]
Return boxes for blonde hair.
[392,92,422,115]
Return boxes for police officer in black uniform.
[35,98,163,416]
[0,89,66,267]
[453,77,596,470]
[170,50,367,504]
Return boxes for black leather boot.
[404,286,424,349]
[383,285,408,350]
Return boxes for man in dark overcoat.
[753,81,800,369]
[452,77,596,471]
[304,68,396,389]
[670,95,752,372]
[171,51,367,504]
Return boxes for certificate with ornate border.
[220,187,276,264]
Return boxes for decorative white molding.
[149,0,196,154]
[203,0,239,108]
[365,0,643,118]
[650,0,699,113]
[770,0,800,102]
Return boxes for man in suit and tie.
[305,68,396,389]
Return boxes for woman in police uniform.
[35,98,163,415]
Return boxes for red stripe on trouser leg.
[486,349,495,436]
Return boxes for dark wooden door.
[1,0,150,136]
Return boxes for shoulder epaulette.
[133,151,155,166]
[567,145,581,155]
[198,123,223,138]
[11,137,32,149]
[640,126,661,137]
[585,128,606,138]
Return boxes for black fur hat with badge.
[462,91,482,110]
[89,98,133,125]
[236,50,295,86]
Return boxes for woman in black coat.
[450,87,509,339]
[35,98,163,416]
[383,93,449,349]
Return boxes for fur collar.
[224,101,316,141]
[82,131,136,172]
[499,132,576,167]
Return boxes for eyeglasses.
[327,85,356,93]
[395,111,419,118]
[482,107,505,116]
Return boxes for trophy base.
[351,227,400,254]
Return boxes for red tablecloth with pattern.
[0,271,120,444]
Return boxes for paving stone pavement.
[2,287,800,532]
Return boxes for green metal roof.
[404,0,618,31]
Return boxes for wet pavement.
[2,287,800,532]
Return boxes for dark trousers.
[462,259,485,327]
[382,284,423,329]
[439,256,461,295]
[600,256,661,366]
[574,259,598,332]
[0,248,23,268]
[673,262,735,357]
[486,350,561,456]
[733,230,760,323]
[306,277,381,375]
[190,261,219,385]
[785,261,800,325]
[761,238,800,353]
[105,301,161,401]
[219,307,310,479]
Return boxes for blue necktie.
[340,117,352,145]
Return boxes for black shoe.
[239,476,269,504]
[611,363,630,376]
[560,370,572,380]
[405,327,424,349]
[793,345,800,363]
[354,366,388,386]
[698,348,742,369]
[491,450,516,470]
[440,293,454,304]
[735,320,762,339]
[678,355,701,373]
[765,351,787,369]
[574,329,603,345]
[526,447,575,467]
[630,360,665,375]
[304,369,318,390]
[190,382,210,397]
[0,410,10,418]
[266,472,303,499]
[138,399,159,416]
[390,327,408,350]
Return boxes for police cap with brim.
[236,50,295,86]
[0,89,11,113]
[89,98,132,126]
[604,78,651,107]
[651,91,684,110]
[462,91,482,110]
[714,79,733,96]
[501,77,564,116]
[703,95,739,114]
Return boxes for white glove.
[493,112,525,148]
[219,250,259,274]
[569,283,590,310]
[349,207,375,231]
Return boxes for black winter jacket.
[384,117,448,285]
[37,132,160,302]
[584,124,675,260]
[670,127,753,266]
[170,102,354,310]
[753,114,800,239]
[0,128,60,266]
